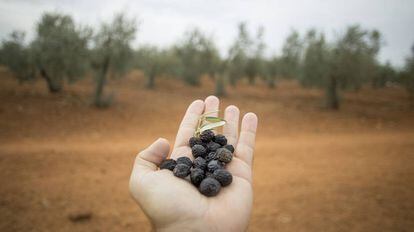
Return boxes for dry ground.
[0,69,413,231]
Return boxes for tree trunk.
[372,76,386,89]
[267,76,276,88]
[146,73,155,89]
[247,75,255,85]
[94,55,110,107]
[184,71,199,86]
[229,75,237,87]
[146,67,156,89]
[40,68,62,93]
[325,75,339,109]
[215,74,226,97]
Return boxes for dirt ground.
[0,69,413,232]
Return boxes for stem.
[194,110,226,137]
[195,116,203,137]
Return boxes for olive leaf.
[194,110,227,137]
[202,110,219,116]
[199,121,226,133]
[205,116,225,123]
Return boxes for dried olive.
[192,144,207,158]
[224,144,235,153]
[206,141,221,152]
[200,130,214,143]
[199,177,221,197]
[189,137,203,148]
[190,168,205,186]
[216,148,233,163]
[214,134,227,146]
[159,159,176,171]
[193,157,207,170]
[213,169,233,187]
[173,164,191,178]
[207,160,223,173]
[177,157,193,167]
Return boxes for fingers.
[173,100,204,149]
[226,112,256,183]
[222,105,240,146]
[170,146,192,160]
[235,113,258,167]
[204,96,219,117]
[131,138,170,180]
[204,96,220,133]
[226,157,252,183]
[171,96,219,159]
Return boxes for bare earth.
[1,69,413,231]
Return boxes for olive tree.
[173,29,203,86]
[173,28,220,86]
[0,31,35,82]
[227,22,252,86]
[245,26,267,85]
[401,44,414,109]
[335,26,381,91]
[91,13,137,107]
[265,56,282,88]
[372,61,396,88]
[135,46,179,89]
[280,30,303,79]
[301,29,335,108]
[199,36,225,96]
[301,30,330,87]
[301,26,382,109]
[135,46,162,89]
[31,12,91,93]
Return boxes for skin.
[129,96,258,232]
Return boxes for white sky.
[0,0,413,67]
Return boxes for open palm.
[129,96,258,232]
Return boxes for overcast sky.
[1,0,413,67]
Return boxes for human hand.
[129,96,258,231]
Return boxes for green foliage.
[93,13,137,78]
[92,13,137,107]
[174,28,222,86]
[200,36,222,77]
[0,31,35,82]
[301,29,330,87]
[215,73,226,97]
[135,46,179,89]
[227,22,252,86]
[301,29,337,108]
[334,25,381,91]
[372,61,396,88]
[401,45,414,108]
[174,29,203,86]
[280,30,303,79]
[200,38,227,96]
[31,12,91,92]
[301,25,383,109]
[245,26,267,85]
[1,11,403,109]
[227,23,268,86]
[264,56,281,88]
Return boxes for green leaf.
[200,121,226,133]
[205,116,226,123]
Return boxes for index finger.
[171,100,204,158]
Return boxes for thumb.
[130,138,170,187]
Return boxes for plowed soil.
[1,69,413,231]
